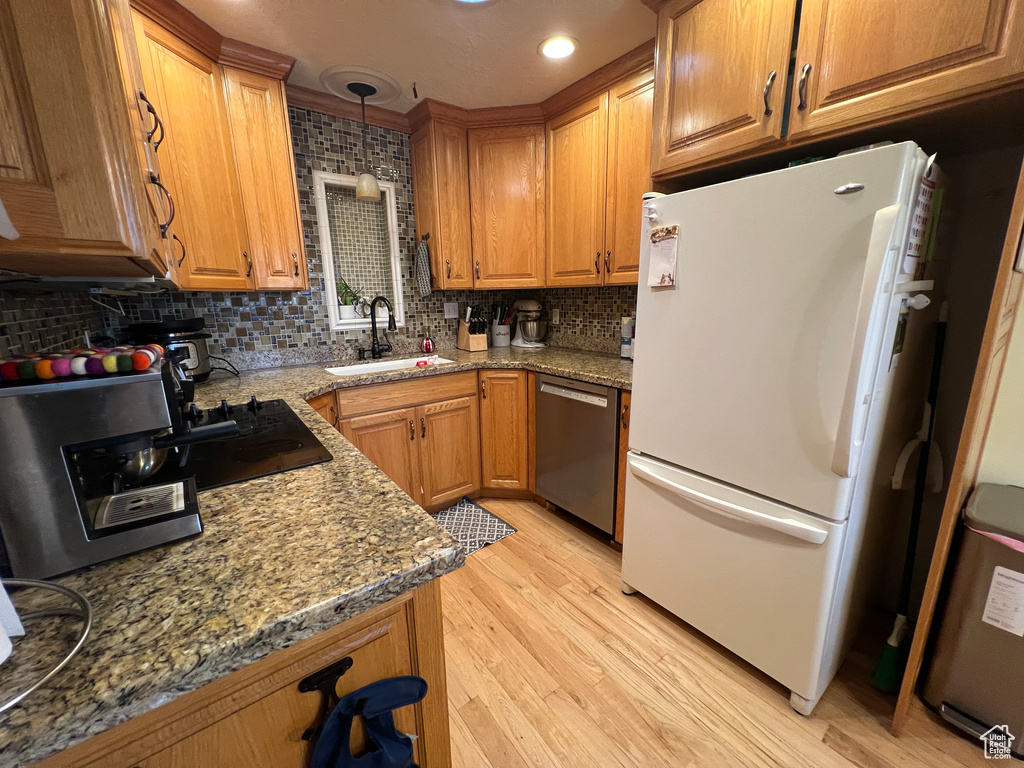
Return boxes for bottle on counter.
[621,316,634,359]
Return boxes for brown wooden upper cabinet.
[411,121,474,290]
[0,0,170,278]
[468,125,546,289]
[651,0,797,176]
[224,68,308,291]
[652,0,1024,176]
[132,10,306,291]
[547,69,653,287]
[789,0,1024,139]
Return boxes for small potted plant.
[336,278,364,320]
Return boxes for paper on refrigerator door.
[647,225,678,287]
[982,565,1024,636]
[0,194,19,240]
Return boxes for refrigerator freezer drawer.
[621,452,847,702]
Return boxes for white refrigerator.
[621,142,940,715]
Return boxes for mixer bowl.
[518,320,547,343]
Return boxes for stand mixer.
[511,299,547,349]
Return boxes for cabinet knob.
[172,233,186,268]
[763,70,777,116]
[292,252,299,277]
[797,63,812,111]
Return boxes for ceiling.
[179,0,657,113]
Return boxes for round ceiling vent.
[319,66,402,105]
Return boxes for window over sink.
[313,170,405,331]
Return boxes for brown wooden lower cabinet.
[36,580,451,768]
[341,407,423,502]
[479,370,529,491]
[418,396,481,507]
[306,391,338,428]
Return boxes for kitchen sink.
[325,356,455,377]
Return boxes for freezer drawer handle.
[831,204,901,478]
[628,456,828,545]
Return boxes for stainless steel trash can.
[924,483,1024,759]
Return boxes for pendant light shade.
[356,171,381,200]
[349,81,382,202]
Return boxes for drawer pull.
[138,90,164,150]
[762,70,777,116]
[605,250,611,273]
[149,173,174,236]
[292,252,299,277]
[244,251,252,278]
[421,417,426,438]
[409,419,415,440]
[172,233,186,268]
[595,252,601,274]
[446,258,451,279]
[475,260,481,279]
[621,403,629,430]
[797,63,811,111]
[298,655,354,742]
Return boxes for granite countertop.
[202,346,633,405]
[0,376,465,766]
[0,346,627,766]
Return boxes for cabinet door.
[614,390,631,544]
[651,0,796,176]
[138,605,421,767]
[468,125,545,288]
[546,94,608,287]
[341,408,422,504]
[0,0,167,277]
[224,68,307,291]
[790,0,1024,140]
[479,370,529,490]
[133,12,253,291]
[417,396,481,508]
[411,121,473,290]
[307,392,339,431]
[605,71,653,286]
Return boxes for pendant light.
[347,82,381,201]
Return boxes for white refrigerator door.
[631,142,924,521]
[621,452,847,702]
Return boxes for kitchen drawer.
[334,371,477,419]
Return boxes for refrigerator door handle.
[628,456,829,544]
[831,204,902,478]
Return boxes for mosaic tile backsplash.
[5,107,637,369]
[0,291,105,358]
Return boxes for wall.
[0,291,106,358]
[103,107,637,369]
[978,288,1024,486]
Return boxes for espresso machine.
[0,360,238,578]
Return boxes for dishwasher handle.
[538,381,608,408]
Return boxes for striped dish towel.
[416,239,432,297]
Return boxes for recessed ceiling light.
[539,36,578,59]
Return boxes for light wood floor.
[439,499,987,767]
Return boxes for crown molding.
[286,84,411,133]
[540,38,655,118]
[130,0,294,79]
[640,0,671,12]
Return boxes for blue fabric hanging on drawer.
[310,675,428,768]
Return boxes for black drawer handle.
[299,655,354,742]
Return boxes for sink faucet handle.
[357,347,369,361]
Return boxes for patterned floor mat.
[432,497,517,556]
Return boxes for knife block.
[457,320,488,352]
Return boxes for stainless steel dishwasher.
[534,373,619,534]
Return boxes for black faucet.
[369,295,396,359]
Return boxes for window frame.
[313,170,406,332]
